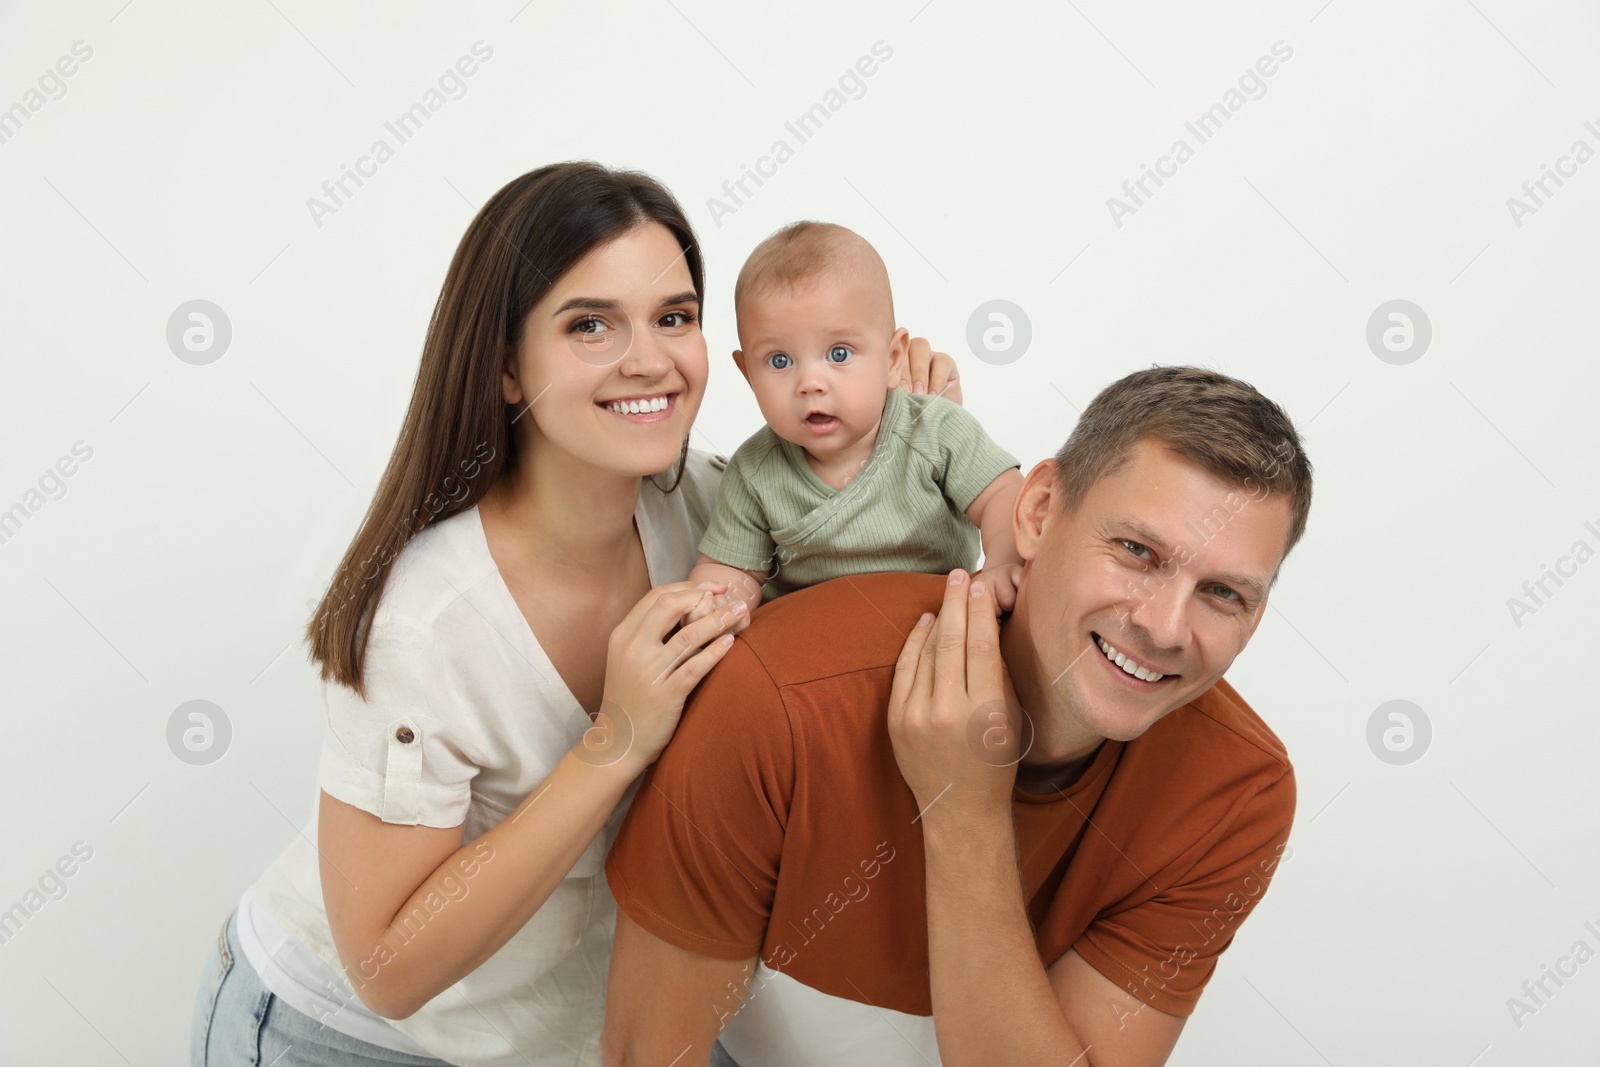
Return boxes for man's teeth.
[605,395,669,415]
[1097,636,1166,682]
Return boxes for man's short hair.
[1053,365,1313,558]
[733,220,894,322]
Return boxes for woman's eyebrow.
[552,297,617,315]
[551,292,700,316]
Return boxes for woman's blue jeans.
[190,909,455,1066]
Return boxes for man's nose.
[1125,577,1191,656]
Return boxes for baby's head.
[732,222,909,462]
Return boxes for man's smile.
[1090,631,1176,686]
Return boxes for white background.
[1,0,1597,1063]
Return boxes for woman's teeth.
[1096,635,1166,682]
[604,395,669,415]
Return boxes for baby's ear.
[885,328,910,386]
[731,349,750,382]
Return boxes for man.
[601,365,1313,1067]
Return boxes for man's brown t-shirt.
[606,572,1295,1064]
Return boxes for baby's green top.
[698,387,1020,600]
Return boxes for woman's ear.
[500,351,523,405]
[885,328,910,388]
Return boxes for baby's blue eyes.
[765,346,854,370]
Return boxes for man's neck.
[998,607,1108,776]
[1014,742,1104,795]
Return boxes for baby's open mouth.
[803,413,839,432]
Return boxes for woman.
[189,161,960,1067]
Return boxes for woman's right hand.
[590,581,746,773]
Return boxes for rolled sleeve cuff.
[605,854,764,962]
[1072,934,1207,1019]
[317,728,471,828]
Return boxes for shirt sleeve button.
[395,726,415,744]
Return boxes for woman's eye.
[767,353,792,370]
[1120,539,1152,561]
[570,316,606,335]
[827,345,853,363]
[659,310,697,329]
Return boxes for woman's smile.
[596,390,680,424]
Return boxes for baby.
[688,221,1024,630]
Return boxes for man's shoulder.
[736,571,948,690]
[1176,677,1292,771]
[1123,677,1294,821]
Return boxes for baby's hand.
[684,581,753,634]
[683,581,729,624]
[970,563,1023,616]
[687,557,765,633]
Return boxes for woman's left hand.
[887,570,1023,819]
[900,337,963,405]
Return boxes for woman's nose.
[619,323,672,375]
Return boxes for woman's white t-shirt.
[237,450,726,1067]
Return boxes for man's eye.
[767,353,792,370]
[1209,584,1241,603]
[827,345,853,363]
[1120,539,1152,560]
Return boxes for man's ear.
[732,349,750,383]
[1013,460,1058,563]
[885,327,909,388]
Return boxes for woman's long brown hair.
[305,161,705,696]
